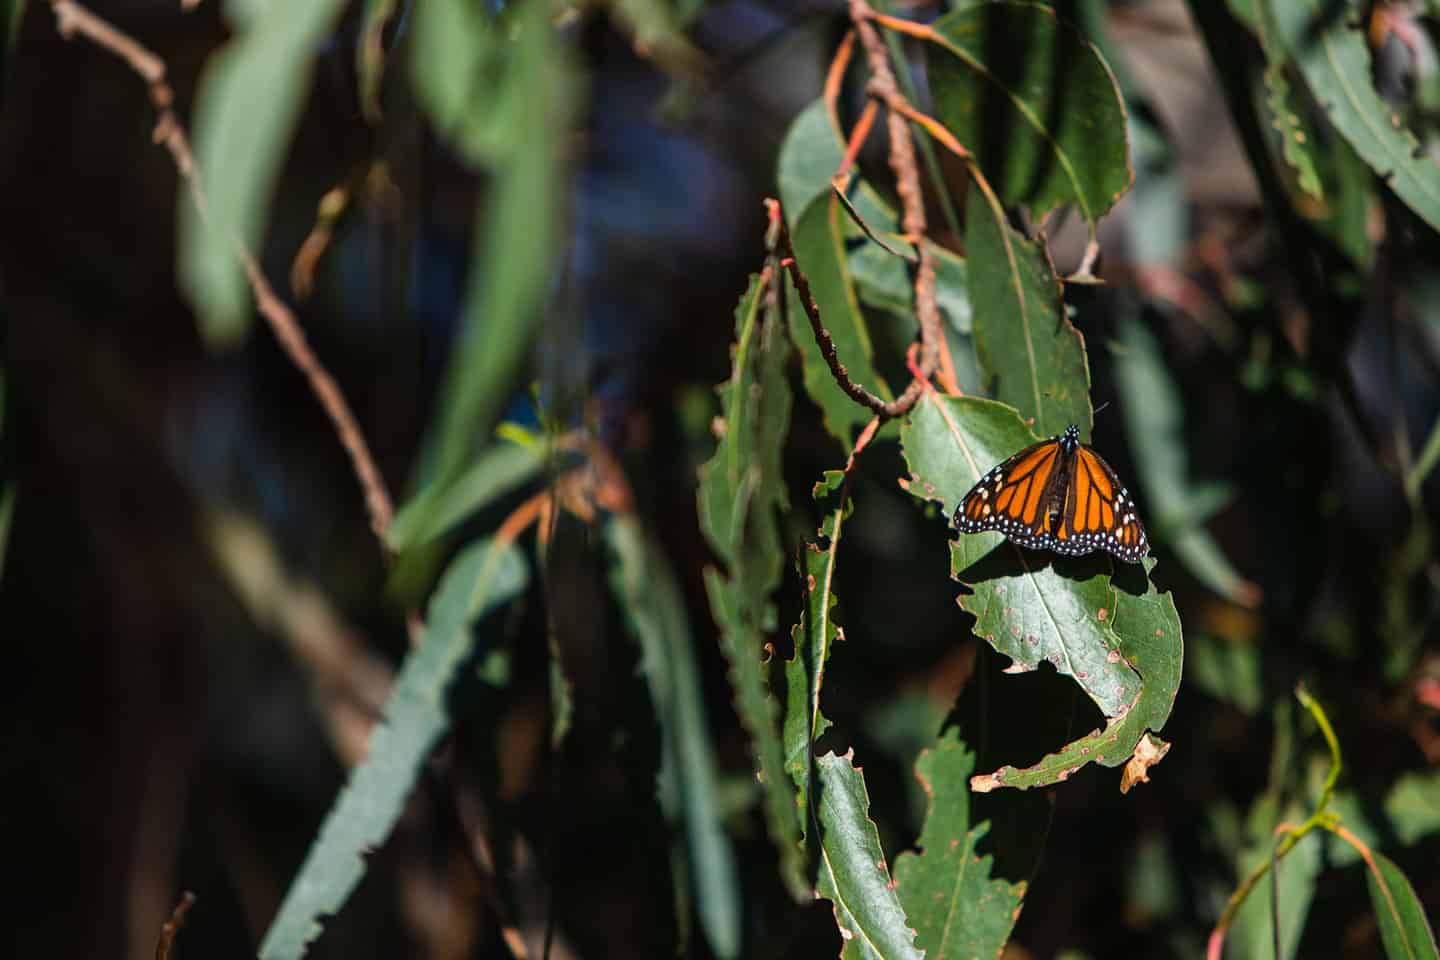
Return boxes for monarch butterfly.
[953,424,1149,563]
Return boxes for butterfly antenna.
[1094,400,1112,417]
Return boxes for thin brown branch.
[154,891,196,960]
[48,0,397,547]
[772,204,924,418]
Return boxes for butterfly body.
[953,425,1149,563]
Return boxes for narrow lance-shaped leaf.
[966,183,1092,441]
[605,516,741,960]
[926,1,1132,223]
[1265,0,1440,233]
[901,395,1141,722]
[401,4,577,540]
[387,440,544,551]
[697,274,807,898]
[1229,806,1322,960]
[815,752,923,960]
[258,537,529,959]
[776,100,894,449]
[1367,850,1440,960]
[179,0,352,344]
[784,494,845,831]
[893,730,1026,958]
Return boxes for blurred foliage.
[5,0,1440,958]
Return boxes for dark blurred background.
[2,0,1438,958]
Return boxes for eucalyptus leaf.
[1367,851,1440,960]
[814,752,924,960]
[179,0,351,344]
[258,537,529,959]
[926,1,1132,222]
[697,274,807,898]
[966,184,1092,441]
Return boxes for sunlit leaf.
[1263,62,1323,200]
[893,730,1025,958]
[901,395,1142,723]
[258,537,529,959]
[179,0,351,345]
[1367,851,1440,960]
[926,2,1132,222]
[606,516,741,959]
[1266,0,1440,232]
[814,752,923,960]
[966,184,1092,440]
[697,274,807,898]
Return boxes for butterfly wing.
[953,437,1072,551]
[1056,445,1149,563]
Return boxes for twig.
[154,891,196,960]
[47,0,397,548]
[771,204,921,417]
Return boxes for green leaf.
[787,191,893,449]
[1265,0,1440,233]
[893,730,1026,959]
[1230,812,1321,960]
[1113,310,1255,605]
[178,0,351,345]
[411,5,577,517]
[900,395,1142,722]
[850,237,973,334]
[966,183,1092,441]
[697,275,807,898]
[387,441,544,551]
[784,498,846,830]
[606,517,741,959]
[1187,632,1263,715]
[926,2,1132,222]
[814,752,923,960]
[258,537,528,959]
[1368,851,1440,960]
[777,100,843,225]
[1263,63,1324,200]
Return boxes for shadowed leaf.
[258,537,528,959]
[698,274,807,898]
[607,517,741,959]
[893,730,1025,958]
[966,184,1092,440]
[926,2,1132,222]
[1266,0,1440,232]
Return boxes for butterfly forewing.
[952,425,1149,564]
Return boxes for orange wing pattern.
[953,424,1149,564]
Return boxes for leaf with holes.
[815,752,923,960]
[926,1,1132,222]
[966,183,1092,441]
[902,395,1140,721]
[893,730,1026,958]
[902,394,1181,789]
